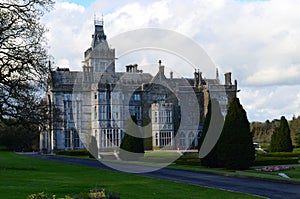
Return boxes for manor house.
[40,19,237,153]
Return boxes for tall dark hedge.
[270,116,293,152]
[119,116,144,161]
[199,99,224,168]
[217,97,255,170]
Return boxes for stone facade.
[40,20,237,152]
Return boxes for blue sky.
[43,0,300,122]
[65,0,94,7]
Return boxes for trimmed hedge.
[56,150,90,157]
[254,157,298,166]
[254,151,299,166]
[258,152,300,158]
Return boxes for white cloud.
[42,0,300,121]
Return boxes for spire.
[92,14,106,48]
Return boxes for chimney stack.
[133,64,138,72]
[224,72,232,85]
[158,60,164,74]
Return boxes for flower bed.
[27,188,120,199]
[255,165,294,172]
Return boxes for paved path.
[23,154,300,199]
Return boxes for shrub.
[270,116,293,152]
[55,150,90,157]
[199,99,224,168]
[27,192,51,199]
[217,97,255,170]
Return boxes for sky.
[42,0,300,122]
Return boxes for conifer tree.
[199,99,224,167]
[88,136,98,159]
[119,116,144,161]
[217,97,255,170]
[270,116,293,152]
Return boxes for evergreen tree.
[88,136,98,159]
[270,116,293,152]
[119,116,145,161]
[199,99,224,167]
[217,97,255,170]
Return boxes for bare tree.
[0,0,54,124]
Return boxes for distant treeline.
[251,116,300,147]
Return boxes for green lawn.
[0,152,261,199]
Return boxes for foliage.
[142,114,152,150]
[217,97,255,170]
[55,150,91,157]
[270,116,293,152]
[289,116,300,147]
[198,99,224,168]
[252,115,300,147]
[0,119,39,151]
[251,120,280,143]
[254,156,298,166]
[254,151,299,166]
[0,0,54,124]
[27,192,50,199]
[119,117,144,161]
[27,188,119,199]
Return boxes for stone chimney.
[170,71,173,79]
[158,60,164,74]
[133,64,138,72]
[224,72,232,85]
[194,69,199,87]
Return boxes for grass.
[294,147,300,153]
[0,152,262,199]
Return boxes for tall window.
[73,130,80,148]
[154,112,158,123]
[159,131,172,146]
[99,92,106,100]
[133,93,141,101]
[99,105,106,120]
[135,106,142,120]
[101,129,120,148]
[179,132,185,147]
[155,132,159,146]
[68,101,73,121]
[189,132,195,146]
[65,130,70,148]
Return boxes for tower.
[82,17,115,83]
